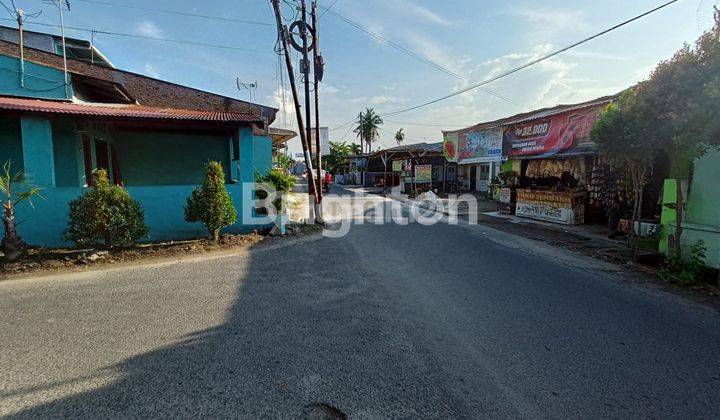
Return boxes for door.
[469,166,477,191]
[94,139,109,173]
[477,163,490,192]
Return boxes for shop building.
[506,97,617,225]
[443,124,505,194]
[367,143,457,194]
[444,96,620,225]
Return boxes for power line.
[378,127,429,146]
[73,0,275,27]
[329,118,356,131]
[384,119,467,128]
[0,18,274,54]
[318,5,512,104]
[319,0,341,19]
[382,0,679,117]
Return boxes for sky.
[3,0,715,155]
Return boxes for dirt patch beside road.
[0,224,322,281]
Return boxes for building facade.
[0,31,281,247]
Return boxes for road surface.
[1,187,719,418]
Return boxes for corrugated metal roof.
[377,142,443,153]
[368,142,444,159]
[0,96,262,122]
[444,95,618,134]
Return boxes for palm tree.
[349,143,362,155]
[1,161,43,259]
[394,128,405,147]
[354,108,383,154]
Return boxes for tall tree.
[592,91,659,257]
[355,108,383,154]
[394,128,405,147]
[633,24,720,258]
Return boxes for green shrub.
[256,169,296,193]
[661,240,707,286]
[275,154,296,170]
[255,169,296,214]
[65,170,148,248]
[185,161,237,241]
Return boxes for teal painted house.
[0,29,291,247]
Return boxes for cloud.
[269,87,296,130]
[473,43,554,80]
[397,28,468,77]
[511,8,589,39]
[564,51,630,61]
[135,21,164,38]
[392,0,456,26]
[369,95,409,105]
[144,63,159,78]
[319,84,339,94]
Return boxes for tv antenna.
[1,1,42,87]
[42,0,71,95]
[236,78,258,101]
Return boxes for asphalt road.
[1,188,719,418]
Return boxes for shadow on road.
[7,212,720,418]
[9,238,351,419]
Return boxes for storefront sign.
[310,127,330,156]
[499,188,513,204]
[458,128,503,164]
[414,165,432,183]
[505,108,601,158]
[392,160,403,172]
[403,160,412,172]
[515,189,585,225]
[443,132,459,163]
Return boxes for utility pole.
[311,1,323,201]
[270,0,323,223]
[300,0,323,213]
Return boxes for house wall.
[0,116,23,171]
[52,119,80,187]
[14,184,270,247]
[660,150,720,269]
[9,121,273,247]
[21,117,55,187]
[252,135,273,176]
[113,131,231,186]
[0,54,70,100]
[686,150,720,228]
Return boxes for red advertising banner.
[504,107,601,157]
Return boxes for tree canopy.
[325,141,354,174]
[635,25,720,175]
[395,128,405,146]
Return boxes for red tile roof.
[0,96,262,123]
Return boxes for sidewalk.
[476,211,632,264]
[386,192,632,265]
